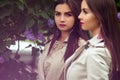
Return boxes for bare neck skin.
[90,27,100,38]
[58,31,70,42]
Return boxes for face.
[55,3,75,33]
[78,0,100,36]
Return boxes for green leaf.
[16,1,24,10]
[40,11,49,19]
[19,0,25,4]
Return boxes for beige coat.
[65,35,111,80]
[37,37,86,80]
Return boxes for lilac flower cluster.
[24,29,46,43]
[118,12,120,21]
[47,18,54,27]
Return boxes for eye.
[55,12,61,16]
[65,12,73,17]
[83,9,88,14]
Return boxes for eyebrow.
[55,11,73,13]
[81,8,90,11]
[82,8,89,10]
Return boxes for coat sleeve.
[86,48,111,80]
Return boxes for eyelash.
[83,9,88,14]
[55,13,73,17]
[55,13,60,16]
[66,13,72,16]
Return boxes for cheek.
[85,16,99,28]
[82,19,91,29]
[67,18,75,27]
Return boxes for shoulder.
[85,44,111,66]
[86,46,110,57]
[41,35,53,52]
[85,35,110,57]
[78,37,87,47]
[83,46,111,80]
[86,40,110,57]
[42,35,53,46]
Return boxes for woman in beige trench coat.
[37,0,88,80]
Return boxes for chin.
[81,27,88,31]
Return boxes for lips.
[80,22,84,25]
[59,24,66,27]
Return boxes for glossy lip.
[80,22,84,25]
[59,24,66,27]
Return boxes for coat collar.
[88,34,104,47]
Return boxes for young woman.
[65,0,120,80]
[37,0,88,80]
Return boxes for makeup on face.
[78,0,100,37]
[54,3,75,32]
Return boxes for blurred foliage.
[116,0,120,12]
[0,0,56,60]
[0,0,56,80]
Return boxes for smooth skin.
[78,0,100,37]
[55,3,75,41]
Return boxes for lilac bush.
[118,12,120,21]
[24,29,46,43]
[48,18,54,28]
[0,0,55,79]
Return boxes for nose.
[78,12,82,20]
[60,15,65,22]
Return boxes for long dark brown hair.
[48,0,88,61]
[85,0,120,79]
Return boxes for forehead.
[55,3,72,12]
[81,0,89,9]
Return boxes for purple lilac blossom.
[0,56,4,64]
[24,29,36,41]
[48,18,54,27]
[24,29,46,42]
[118,12,120,20]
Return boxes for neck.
[90,27,100,38]
[58,31,70,42]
